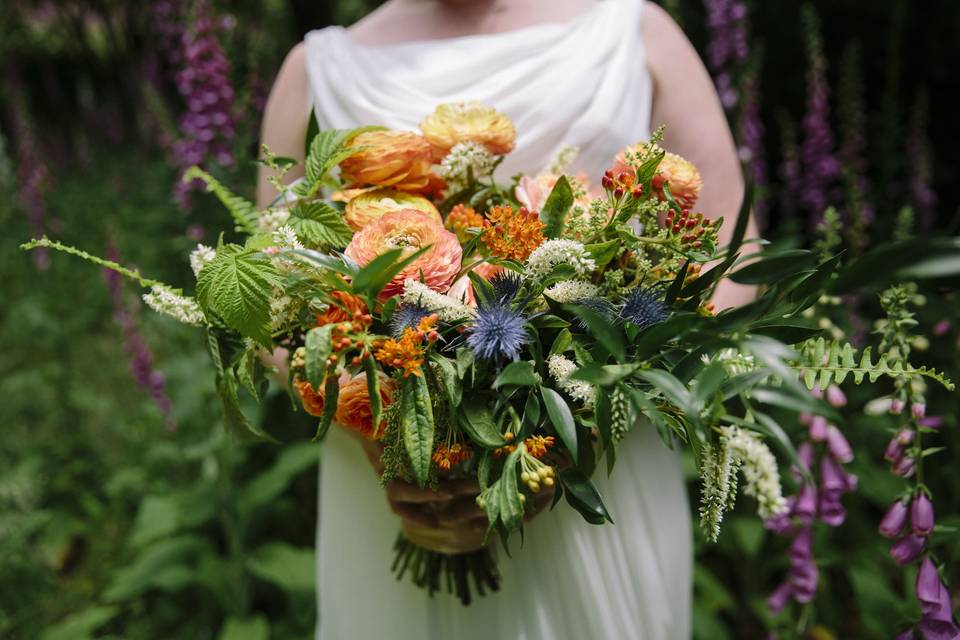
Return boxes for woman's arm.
[643,3,759,309]
[256,43,312,209]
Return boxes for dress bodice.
[303,0,651,179]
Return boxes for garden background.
[1,0,958,638]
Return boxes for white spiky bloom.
[189,244,216,277]
[143,285,205,326]
[524,239,596,279]
[546,354,594,408]
[438,141,496,192]
[702,348,758,376]
[257,207,291,233]
[699,441,739,543]
[544,280,599,303]
[721,425,788,519]
[401,279,476,323]
[270,294,296,331]
[272,225,302,250]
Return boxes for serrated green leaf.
[287,201,353,249]
[401,374,435,485]
[196,246,280,346]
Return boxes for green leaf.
[728,249,817,285]
[351,246,431,300]
[304,324,334,388]
[461,395,507,448]
[635,369,692,411]
[196,246,281,346]
[541,387,578,463]
[692,361,727,408]
[749,386,840,421]
[238,442,319,516]
[246,543,315,592]
[456,347,475,379]
[40,607,119,640]
[104,535,211,601]
[559,468,613,524]
[539,175,573,238]
[315,375,339,441]
[400,374,436,485]
[290,248,359,277]
[634,148,665,184]
[287,201,354,249]
[363,355,384,437]
[549,328,573,356]
[584,239,620,267]
[565,304,626,361]
[183,166,258,235]
[217,617,270,640]
[497,446,525,530]
[569,363,638,386]
[493,361,541,388]
[300,126,383,196]
[218,371,274,442]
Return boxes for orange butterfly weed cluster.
[432,442,472,471]
[374,314,439,378]
[481,204,545,262]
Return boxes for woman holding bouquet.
[258,0,756,637]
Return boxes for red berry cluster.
[664,210,716,250]
[601,169,643,200]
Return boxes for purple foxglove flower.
[799,412,813,425]
[819,491,847,526]
[790,558,819,602]
[891,534,927,566]
[911,494,936,536]
[920,416,945,430]
[933,320,951,336]
[809,415,829,441]
[899,429,918,445]
[797,441,816,473]
[789,527,814,562]
[767,581,793,615]
[911,403,927,420]
[795,483,818,525]
[916,557,949,619]
[916,619,960,640]
[880,500,910,538]
[891,398,906,415]
[765,496,796,534]
[894,456,917,478]
[895,630,916,640]
[886,437,906,463]
[820,455,849,493]
[826,384,847,407]
[826,426,854,463]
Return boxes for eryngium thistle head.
[390,304,431,338]
[466,304,528,361]
[488,271,523,303]
[620,288,668,328]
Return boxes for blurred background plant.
[1,0,958,638]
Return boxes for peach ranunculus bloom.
[447,262,504,308]
[339,130,434,192]
[612,146,703,210]
[295,378,326,417]
[335,371,396,440]
[344,209,463,299]
[344,188,442,231]
[420,101,516,161]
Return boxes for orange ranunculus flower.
[339,130,434,191]
[344,209,463,299]
[515,171,596,212]
[652,152,702,210]
[315,290,369,327]
[420,101,516,160]
[344,188,441,231]
[335,371,396,439]
[295,378,326,417]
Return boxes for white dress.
[304,1,692,638]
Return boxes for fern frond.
[20,237,164,288]
[792,337,955,391]
[183,166,259,235]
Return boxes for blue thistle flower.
[466,303,528,361]
[390,304,431,338]
[488,271,523,303]
[620,288,669,328]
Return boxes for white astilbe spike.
[401,279,476,323]
[546,354,594,408]
[272,225,303,250]
[698,441,739,543]
[189,244,216,277]
[544,280,599,303]
[524,239,595,279]
[720,425,789,520]
[142,285,205,326]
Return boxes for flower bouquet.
[24,102,954,605]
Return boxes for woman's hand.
[352,431,555,553]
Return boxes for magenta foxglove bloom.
[767,581,793,614]
[825,384,847,408]
[912,403,927,420]
[794,483,818,525]
[894,456,917,478]
[880,500,910,539]
[911,494,936,537]
[825,426,854,463]
[891,534,927,566]
[809,415,828,441]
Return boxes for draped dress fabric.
[304,1,692,637]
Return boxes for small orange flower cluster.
[481,205,545,262]
[374,314,439,377]
[601,168,643,200]
[432,442,472,471]
[493,434,555,459]
[316,290,371,328]
[445,204,486,243]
